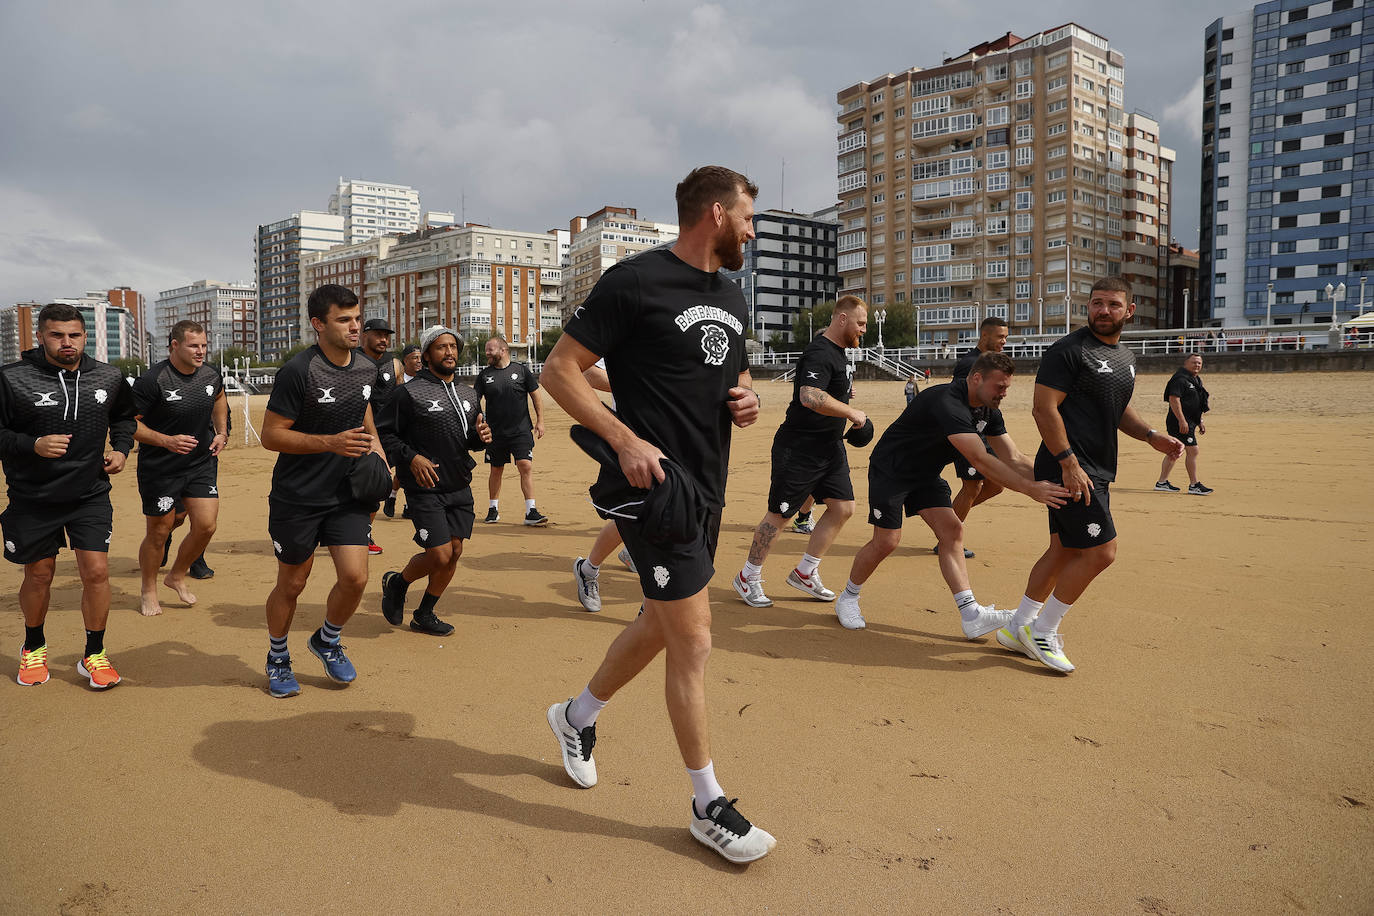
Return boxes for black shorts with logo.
[2,494,114,564]
[485,431,535,466]
[138,460,219,516]
[267,498,373,566]
[866,468,952,530]
[767,436,853,517]
[1165,414,1200,448]
[405,487,476,547]
[1046,476,1116,549]
[617,508,722,602]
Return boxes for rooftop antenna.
[461,191,466,226]
[780,158,786,211]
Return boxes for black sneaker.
[410,610,454,636]
[483,507,500,524]
[188,555,215,579]
[524,507,549,527]
[689,796,777,864]
[931,546,976,559]
[1188,482,1214,496]
[382,495,396,518]
[380,571,407,626]
[401,503,412,519]
[1155,480,1181,492]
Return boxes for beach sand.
[1,369,1370,914]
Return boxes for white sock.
[1033,595,1072,636]
[954,589,980,620]
[566,686,607,730]
[580,558,600,578]
[798,553,821,576]
[489,499,498,509]
[525,498,536,511]
[687,760,725,810]
[842,579,862,599]
[742,560,763,582]
[1011,594,1045,631]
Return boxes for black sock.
[23,625,45,652]
[389,572,411,601]
[796,510,812,523]
[84,629,105,657]
[417,592,440,615]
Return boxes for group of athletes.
[1,165,1202,865]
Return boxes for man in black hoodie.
[0,303,137,689]
[376,326,491,635]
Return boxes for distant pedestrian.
[475,336,547,526]
[1155,354,1212,495]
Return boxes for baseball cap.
[363,318,394,333]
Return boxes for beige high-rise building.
[299,235,400,341]
[1121,113,1175,328]
[836,25,1127,348]
[561,206,678,317]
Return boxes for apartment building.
[561,206,678,315]
[299,235,400,341]
[1201,0,1374,326]
[155,280,258,357]
[1,303,38,364]
[724,207,840,342]
[1121,113,1177,327]
[255,210,345,359]
[836,24,1127,348]
[328,178,423,244]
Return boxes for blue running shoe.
[309,633,357,683]
[266,655,301,698]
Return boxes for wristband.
[1053,447,1074,462]
[1146,429,1157,440]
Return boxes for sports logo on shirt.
[419,528,429,542]
[209,486,217,495]
[976,420,987,433]
[872,508,883,519]
[426,399,444,412]
[806,371,819,379]
[94,389,107,404]
[317,387,337,403]
[1087,523,1102,538]
[1093,358,1113,373]
[157,496,174,513]
[461,400,470,412]
[33,392,58,406]
[272,540,283,554]
[164,389,183,401]
[205,384,215,395]
[362,385,372,401]
[653,565,670,589]
[700,325,730,366]
[383,372,392,381]
[1129,365,1136,378]
[4,540,14,554]
[483,375,494,385]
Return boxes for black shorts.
[485,431,535,466]
[866,469,952,529]
[267,498,373,566]
[1165,414,1200,448]
[405,487,475,547]
[767,436,853,517]
[138,460,219,516]
[1046,477,1116,549]
[2,495,113,564]
[951,436,995,482]
[617,508,722,602]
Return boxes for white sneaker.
[961,605,1012,640]
[786,567,836,601]
[689,796,777,864]
[617,547,637,574]
[546,700,597,787]
[996,626,1035,659]
[733,571,773,608]
[835,591,866,629]
[1018,625,1075,673]
[573,558,601,613]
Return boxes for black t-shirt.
[563,246,749,507]
[474,360,538,439]
[870,379,1006,481]
[952,347,984,381]
[266,345,377,507]
[132,360,223,478]
[354,347,398,407]
[1164,369,1208,422]
[779,335,852,441]
[1033,327,1136,482]
[378,369,485,493]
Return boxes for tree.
[790,300,836,344]
[112,357,145,378]
[216,346,252,367]
[862,306,916,348]
[537,326,563,361]
[768,330,792,351]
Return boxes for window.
[1320,211,1342,224]
[987,150,1009,170]
[1217,200,1230,211]
[1278,215,1298,228]
[1279,190,1299,203]
[1318,263,1338,276]
[1283,139,1302,152]
[1276,240,1297,253]
[1222,27,1234,40]
[1218,127,1231,139]
[1330,51,1350,66]
[1328,79,1349,93]
[1015,191,1033,210]
[1322,185,1342,198]
[1326,132,1346,146]
[1319,236,1341,250]
[1288,7,1307,22]
[1281,164,1301,177]
[1331,24,1352,39]
[1284,87,1304,101]
[1016,80,1034,99]
[1286,61,1305,75]
[1283,113,1304,127]
[1016,124,1034,143]
[1220,78,1232,90]
[1287,35,1306,49]
[1334,0,1353,9]
[1324,158,1344,172]
[1220,53,1233,65]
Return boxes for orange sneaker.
[17,645,50,686]
[78,650,121,689]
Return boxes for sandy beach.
[1,368,1370,914]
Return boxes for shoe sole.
[483,516,500,524]
[16,672,49,686]
[835,603,866,630]
[380,571,404,626]
[309,642,356,684]
[732,576,773,608]
[409,621,454,636]
[545,703,596,788]
[268,682,301,698]
[77,660,120,690]
[524,518,549,527]
[1018,627,1075,673]
[573,559,601,613]
[785,575,835,602]
[996,627,1036,659]
[689,823,775,864]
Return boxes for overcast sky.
[0,0,1226,309]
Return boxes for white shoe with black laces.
[689,795,777,864]
[546,699,597,788]
[573,557,601,613]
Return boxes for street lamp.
[1266,282,1274,327]
[914,306,921,358]
[1182,288,1190,331]
[875,308,887,350]
[1325,281,1346,325]
[750,270,757,338]
[1037,297,1043,337]
[1359,276,1368,317]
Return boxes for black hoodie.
[0,348,137,502]
[377,368,486,494]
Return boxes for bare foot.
[163,574,197,606]
[140,592,164,617]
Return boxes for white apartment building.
[328,178,423,244]
[255,210,345,359]
[562,206,679,315]
[155,280,258,357]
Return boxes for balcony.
[837,251,867,272]
[838,130,868,153]
[838,172,868,194]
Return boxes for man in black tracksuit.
[377,327,491,635]
[0,303,137,689]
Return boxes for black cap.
[845,417,875,448]
[363,318,394,333]
[400,343,421,357]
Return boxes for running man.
[260,284,388,698]
[0,304,137,688]
[132,320,228,616]
[1155,354,1212,495]
[475,336,547,526]
[946,316,1011,558]
[571,358,636,614]
[998,278,1183,673]
[355,317,397,554]
[377,326,491,635]
[734,295,867,608]
[834,352,1071,632]
[540,165,776,863]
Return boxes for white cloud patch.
[1162,75,1203,144]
